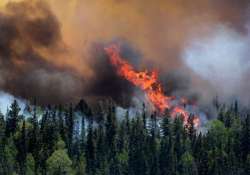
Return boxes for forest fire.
[105,44,200,127]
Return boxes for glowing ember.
[104,44,200,127]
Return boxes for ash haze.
[183,25,250,106]
[0,0,249,110]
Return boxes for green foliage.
[26,153,35,175]
[6,100,21,136]
[180,152,198,175]
[4,137,18,174]
[46,139,73,175]
[0,99,249,174]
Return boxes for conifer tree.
[0,111,6,174]
[26,153,35,175]
[6,100,20,136]
[46,139,73,175]
[128,118,147,175]
[66,104,74,157]
[105,105,117,160]
[241,114,250,161]
[18,119,27,175]
[85,120,96,175]
[30,102,39,174]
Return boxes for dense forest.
[0,99,250,175]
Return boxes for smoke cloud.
[182,24,250,106]
[0,0,250,111]
[0,91,26,115]
[0,1,85,104]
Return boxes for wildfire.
[104,44,200,127]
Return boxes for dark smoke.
[0,1,84,104]
[0,0,144,106]
[85,41,143,107]
[1,0,250,112]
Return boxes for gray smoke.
[182,24,250,107]
[1,0,250,115]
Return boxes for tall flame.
[104,44,200,127]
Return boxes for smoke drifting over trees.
[0,0,250,109]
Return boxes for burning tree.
[105,44,200,127]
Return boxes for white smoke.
[182,24,250,105]
[0,91,26,115]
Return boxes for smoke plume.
[0,0,250,113]
[182,24,250,106]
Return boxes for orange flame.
[104,44,200,127]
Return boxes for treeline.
[0,99,250,175]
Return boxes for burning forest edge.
[0,96,250,174]
[105,44,200,127]
[0,0,250,174]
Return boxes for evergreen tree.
[6,100,21,136]
[142,103,146,129]
[173,117,185,162]
[0,97,250,174]
[66,104,74,157]
[0,111,6,174]
[109,155,121,175]
[240,114,250,161]
[85,120,96,175]
[159,135,174,175]
[46,139,73,175]
[245,154,250,175]
[180,152,198,175]
[30,102,40,174]
[80,113,86,152]
[26,153,35,175]
[96,124,106,173]
[105,105,117,160]
[39,108,59,174]
[147,113,159,175]
[4,137,18,175]
[75,154,86,175]
[187,115,196,144]
[128,118,147,175]
[18,120,27,175]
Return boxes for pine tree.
[128,118,147,175]
[6,100,21,136]
[30,102,40,174]
[0,111,6,174]
[105,105,117,160]
[161,116,171,137]
[96,125,106,173]
[80,113,86,151]
[85,120,96,175]
[159,136,172,175]
[26,153,35,175]
[147,113,159,175]
[125,110,130,135]
[66,104,74,157]
[46,139,73,175]
[18,120,27,175]
[187,115,196,143]
[173,117,185,162]
[109,155,121,175]
[76,99,92,117]
[142,103,146,129]
[240,114,250,161]
[39,108,58,174]
[117,121,126,153]
[180,152,198,175]
[245,154,250,175]
[4,136,18,174]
